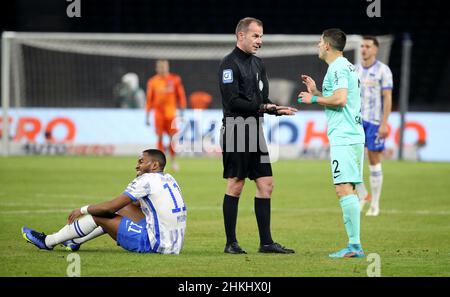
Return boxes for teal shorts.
[329,144,364,185]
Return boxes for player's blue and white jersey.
[124,172,186,254]
[356,60,393,125]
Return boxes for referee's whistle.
[297,97,302,103]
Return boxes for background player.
[355,36,393,216]
[22,149,187,254]
[146,60,187,171]
[298,28,365,258]
[114,72,146,109]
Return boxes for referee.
[218,17,297,254]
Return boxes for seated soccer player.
[21,149,187,254]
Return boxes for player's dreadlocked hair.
[143,149,166,171]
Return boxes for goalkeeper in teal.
[298,28,365,258]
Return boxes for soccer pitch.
[1,156,449,277]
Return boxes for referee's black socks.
[223,194,239,244]
[255,197,274,245]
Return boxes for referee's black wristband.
[259,104,267,112]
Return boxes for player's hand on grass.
[297,91,313,104]
[67,208,83,224]
[301,75,317,94]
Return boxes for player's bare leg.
[255,177,294,254]
[226,178,245,197]
[117,202,145,222]
[168,134,179,172]
[92,216,122,241]
[223,178,246,254]
[92,202,146,241]
[335,183,356,197]
[157,135,165,153]
[366,150,382,216]
[61,203,144,251]
[255,176,273,198]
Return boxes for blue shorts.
[117,217,152,253]
[363,120,385,151]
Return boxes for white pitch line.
[0,202,85,208]
[277,207,450,216]
[21,193,450,216]
[0,209,73,215]
[184,206,450,216]
[35,193,96,199]
[0,207,449,216]
[0,192,91,199]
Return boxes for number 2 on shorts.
[332,160,341,178]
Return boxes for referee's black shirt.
[219,46,274,125]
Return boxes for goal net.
[1,32,393,155]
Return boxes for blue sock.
[339,194,361,245]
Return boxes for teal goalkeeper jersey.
[322,56,365,146]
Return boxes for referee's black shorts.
[220,119,272,180]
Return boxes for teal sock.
[339,194,361,245]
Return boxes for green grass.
[1,156,450,276]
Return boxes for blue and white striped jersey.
[124,172,187,254]
[356,60,393,125]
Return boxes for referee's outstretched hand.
[274,105,297,115]
[261,103,297,116]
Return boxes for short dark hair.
[322,28,347,52]
[143,149,166,171]
[362,35,379,47]
[235,17,263,35]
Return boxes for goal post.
[2,32,12,156]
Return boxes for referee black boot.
[258,242,295,254]
[224,242,247,254]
